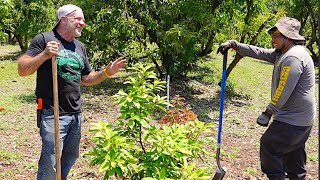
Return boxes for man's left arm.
[266,56,303,114]
[258,57,302,126]
[81,57,127,86]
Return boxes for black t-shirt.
[26,29,92,113]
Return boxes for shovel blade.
[212,168,226,180]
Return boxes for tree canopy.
[1,0,318,78]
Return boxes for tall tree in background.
[218,0,283,79]
[277,0,319,62]
[300,0,319,62]
[0,0,56,51]
[0,0,318,78]
[78,0,234,78]
[224,0,319,79]
[0,0,12,42]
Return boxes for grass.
[0,45,318,179]
[244,167,258,175]
[0,60,36,112]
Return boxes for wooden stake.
[52,56,61,180]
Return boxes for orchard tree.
[0,0,12,42]
[1,0,56,51]
[216,0,283,79]
[222,0,319,79]
[3,0,317,78]
[75,0,318,79]
[289,0,319,62]
[78,0,230,78]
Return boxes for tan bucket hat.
[268,17,305,41]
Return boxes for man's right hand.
[217,40,237,54]
[44,41,60,58]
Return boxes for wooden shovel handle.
[52,56,61,180]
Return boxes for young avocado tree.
[86,62,215,180]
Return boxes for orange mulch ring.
[159,108,198,125]
[159,96,198,125]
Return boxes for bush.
[87,62,215,180]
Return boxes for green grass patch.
[0,60,36,112]
[227,146,241,159]
[190,52,273,101]
[306,135,318,162]
[244,167,258,175]
[0,150,23,165]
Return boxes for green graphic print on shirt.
[57,49,84,81]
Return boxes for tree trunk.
[302,0,319,64]
[15,35,26,52]
[151,56,164,79]
[306,45,319,63]
[197,34,215,57]
[5,30,11,44]
[225,13,275,79]
[162,52,174,77]
[226,53,243,78]
[211,0,221,12]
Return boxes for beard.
[275,48,282,54]
[273,43,284,53]
[66,23,83,38]
[74,27,82,37]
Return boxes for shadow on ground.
[81,63,255,123]
[169,77,251,123]
[0,51,21,61]
[16,93,36,104]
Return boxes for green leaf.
[128,119,135,128]
[159,165,167,178]
[133,101,141,109]
[115,167,124,177]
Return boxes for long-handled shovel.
[212,48,229,180]
[52,56,61,180]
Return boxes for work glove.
[257,112,272,127]
[217,40,237,54]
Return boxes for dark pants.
[260,121,312,180]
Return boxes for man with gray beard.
[17,4,127,180]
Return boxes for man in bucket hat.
[218,17,315,179]
[17,4,127,180]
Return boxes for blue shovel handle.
[217,49,228,145]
